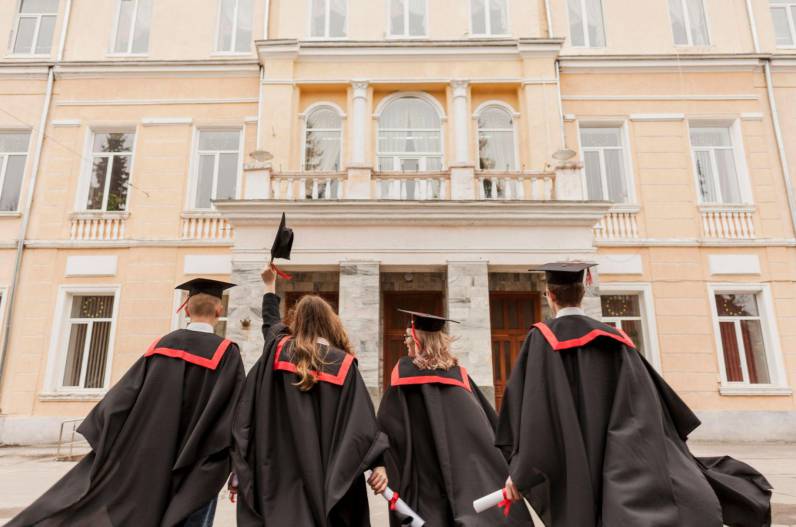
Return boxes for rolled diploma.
[473,488,506,513]
[365,471,425,527]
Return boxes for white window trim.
[468,0,511,37]
[8,0,59,57]
[306,0,349,40]
[0,129,33,213]
[185,127,245,212]
[565,0,607,48]
[43,285,121,396]
[213,0,254,54]
[386,0,429,39]
[707,283,790,395]
[108,0,149,56]
[473,100,520,172]
[687,119,753,206]
[576,120,637,204]
[668,0,712,47]
[0,286,8,344]
[771,1,796,48]
[600,283,661,371]
[300,102,346,173]
[75,127,138,213]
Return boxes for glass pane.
[0,133,30,152]
[479,107,512,129]
[106,155,130,211]
[426,157,443,171]
[686,0,709,45]
[35,14,56,54]
[583,150,604,200]
[87,157,109,210]
[20,0,59,13]
[479,130,515,171]
[585,0,605,46]
[377,157,394,171]
[199,130,240,151]
[216,152,238,200]
[114,0,135,52]
[771,8,794,46]
[719,321,744,382]
[601,295,641,317]
[13,17,36,54]
[85,321,111,388]
[217,0,235,50]
[741,320,770,384]
[390,0,405,35]
[714,148,741,203]
[489,0,508,34]
[305,130,341,171]
[62,323,87,387]
[71,296,114,318]
[471,0,486,34]
[567,0,585,46]
[311,0,325,37]
[715,293,759,317]
[0,155,26,211]
[307,108,341,129]
[409,0,425,35]
[93,133,133,153]
[604,149,629,203]
[235,0,253,52]
[131,0,152,53]
[669,0,689,44]
[691,127,731,147]
[581,127,621,147]
[329,0,346,37]
[195,154,215,208]
[693,150,717,202]
[621,319,645,358]
[400,158,420,171]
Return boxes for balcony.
[699,204,756,240]
[69,212,129,241]
[180,211,234,241]
[594,205,641,241]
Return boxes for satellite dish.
[552,148,577,161]
[250,150,274,162]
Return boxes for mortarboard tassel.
[585,268,593,286]
[271,263,293,281]
[176,296,190,314]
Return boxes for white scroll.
[365,471,426,526]
[473,488,508,514]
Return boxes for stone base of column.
[227,261,267,371]
[339,261,380,397]
[449,164,476,200]
[346,166,373,199]
[554,165,586,200]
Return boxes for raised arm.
[261,264,282,337]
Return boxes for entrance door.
[285,292,339,316]
[383,291,443,390]
[490,293,541,409]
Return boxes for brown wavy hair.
[410,329,458,371]
[288,295,355,391]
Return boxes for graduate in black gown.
[232,263,389,526]
[377,310,535,527]
[497,262,772,527]
[8,279,246,527]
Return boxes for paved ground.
[0,442,793,526]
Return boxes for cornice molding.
[559,54,767,73]
[53,60,259,79]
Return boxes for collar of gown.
[556,306,586,318]
[187,322,215,333]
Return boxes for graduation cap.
[398,310,460,332]
[175,278,236,313]
[531,261,596,286]
[269,212,294,280]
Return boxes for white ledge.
[719,385,793,397]
[39,392,105,402]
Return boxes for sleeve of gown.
[470,377,499,431]
[494,333,531,462]
[639,353,701,439]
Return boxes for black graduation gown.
[8,329,246,527]
[232,293,389,527]
[378,356,535,527]
[495,314,772,527]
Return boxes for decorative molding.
[141,117,193,126]
[719,386,793,397]
[563,113,576,121]
[563,95,759,102]
[740,112,765,121]
[54,61,259,79]
[51,118,81,127]
[559,55,764,73]
[184,254,232,275]
[596,238,796,248]
[24,239,234,249]
[57,97,259,107]
[65,255,118,277]
[594,254,644,275]
[629,113,686,121]
[708,254,761,275]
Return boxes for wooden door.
[382,292,443,390]
[490,293,541,409]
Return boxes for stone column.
[227,260,267,371]
[350,81,369,165]
[449,80,476,200]
[339,261,380,396]
[582,267,602,320]
[446,261,495,403]
[554,166,586,200]
[242,161,271,199]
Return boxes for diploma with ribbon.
[365,471,425,526]
[473,488,513,517]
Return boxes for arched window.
[378,96,442,172]
[477,105,516,171]
[303,106,343,172]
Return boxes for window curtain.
[771,6,794,46]
[719,321,743,382]
[585,0,605,46]
[379,97,441,155]
[478,108,515,171]
[686,0,709,45]
[567,0,585,46]
[305,108,342,172]
[741,320,770,384]
[668,0,689,44]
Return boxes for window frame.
[374,92,446,172]
[44,285,121,395]
[565,0,607,48]
[386,0,428,39]
[473,101,519,172]
[9,0,59,57]
[214,0,254,55]
[469,0,510,37]
[668,0,712,47]
[108,0,151,56]
[687,119,753,206]
[707,283,789,395]
[0,129,32,213]
[770,1,796,48]
[76,128,138,213]
[307,0,348,40]
[187,127,245,211]
[300,103,346,173]
[577,120,637,204]
[599,283,661,370]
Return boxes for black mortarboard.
[270,212,294,263]
[398,309,460,332]
[175,278,236,300]
[531,261,596,285]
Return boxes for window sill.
[105,52,149,59]
[0,211,22,218]
[698,203,756,212]
[70,211,130,220]
[39,391,105,402]
[4,53,52,59]
[719,385,792,397]
[210,51,255,57]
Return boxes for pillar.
[446,261,494,403]
[581,267,602,320]
[449,80,476,200]
[227,260,267,371]
[339,261,380,395]
[347,81,372,198]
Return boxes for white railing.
[477,172,555,200]
[700,205,756,239]
[270,173,346,200]
[594,206,640,241]
[181,212,233,241]
[70,212,128,241]
[373,172,449,200]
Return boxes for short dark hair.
[186,293,221,318]
[547,283,585,308]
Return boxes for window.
[389,0,426,37]
[602,294,648,359]
[60,295,115,390]
[304,106,343,172]
[176,291,229,337]
[567,0,605,47]
[217,0,253,53]
[85,132,134,212]
[771,1,796,46]
[0,132,30,211]
[378,96,442,172]
[690,125,744,204]
[712,292,774,385]
[193,130,241,209]
[477,105,516,171]
[581,126,632,203]
[12,0,58,55]
[111,0,152,54]
[668,0,709,46]
[470,0,508,36]
[310,0,346,38]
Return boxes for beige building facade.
[0,0,794,443]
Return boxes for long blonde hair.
[411,329,458,371]
[288,295,355,391]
